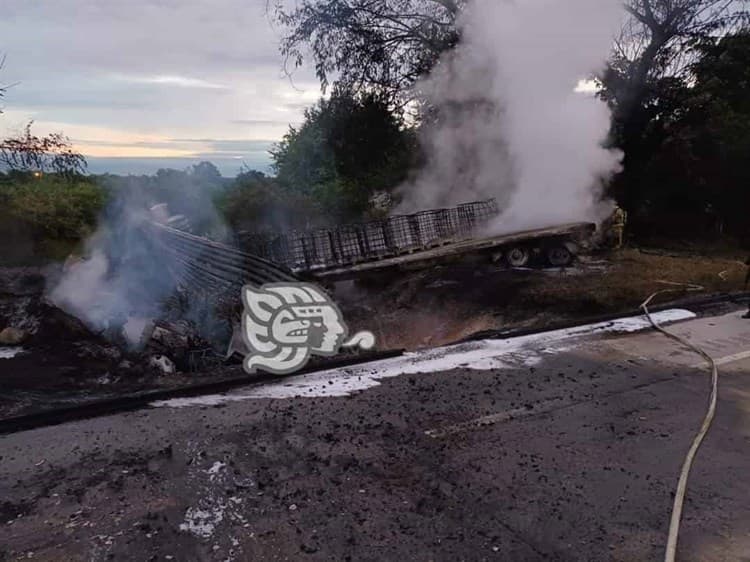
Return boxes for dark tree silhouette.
[602,0,749,210]
[271,0,463,101]
[0,121,87,177]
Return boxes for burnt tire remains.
[506,247,531,268]
[547,245,573,267]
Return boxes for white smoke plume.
[48,197,182,347]
[48,176,230,348]
[397,0,624,232]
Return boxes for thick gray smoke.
[397,0,623,232]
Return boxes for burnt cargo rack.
[313,222,597,281]
[237,199,501,274]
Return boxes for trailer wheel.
[506,247,530,267]
[547,246,573,267]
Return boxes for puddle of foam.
[153,309,695,407]
[0,347,24,359]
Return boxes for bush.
[0,173,106,242]
[270,90,416,223]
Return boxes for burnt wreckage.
[145,199,595,363]
[153,198,594,286]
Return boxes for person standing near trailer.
[610,205,627,249]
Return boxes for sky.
[0,0,321,176]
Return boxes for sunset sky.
[0,0,320,176]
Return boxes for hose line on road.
[640,282,719,562]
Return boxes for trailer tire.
[506,247,530,268]
[547,246,573,267]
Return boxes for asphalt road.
[1,307,749,561]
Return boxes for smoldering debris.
[0,262,224,383]
[47,205,185,350]
[46,168,234,357]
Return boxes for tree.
[0,121,87,177]
[682,31,750,237]
[189,161,223,188]
[270,89,416,221]
[604,30,750,239]
[149,162,226,235]
[602,0,748,210]
[216,170,321,232]
[271,0,463,100]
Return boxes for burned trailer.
[155,199,592,288]
[312,222,597,282]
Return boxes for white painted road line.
[692,349,750,369]
[0,347,24,359]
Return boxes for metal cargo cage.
[237,198,499,273]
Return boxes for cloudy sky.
[0,0,321,176]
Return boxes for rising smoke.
[397,0,624,232]
[48,175,228,348]
[48,188,181,347]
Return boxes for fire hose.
[640,282,719,562]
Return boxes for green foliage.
[215,170,321,232]
[682,32,750,237]
[0,173,106,240]
[270,90,416,222]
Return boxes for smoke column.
[397,0,623,232]
[48,176,229,348]
[48,190,183,347]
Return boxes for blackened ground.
[0,309,749,561]
[1,246,747,419]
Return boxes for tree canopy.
[270,89,416,221]
[601,29,750,238]
[603,0,749,209]
[271,0,463,100]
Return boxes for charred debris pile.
[0,265,227,380]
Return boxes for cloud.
[231,119,294,127]
[167,138,275,150]
[110,74,229,90]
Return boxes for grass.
[512,248,748,318]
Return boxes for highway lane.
[1,307,749,561]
